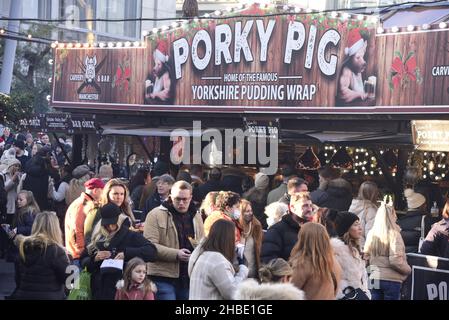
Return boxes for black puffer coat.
[81,217,157,300]
[12,241,70,300]
[22,156,52,210]
[260,213,300,263]
[310,178,352,212]
[398,209,440,253]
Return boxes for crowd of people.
[1,127,448,301]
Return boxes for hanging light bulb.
[297,147,321,170]
[330,147,353,169]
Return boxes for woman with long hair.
[329,211,371,299]
[115,257,157,300]
[199,191,218,221]
[188,219,248,300]
[365,202,411,300]
[128,167,151,210]
[12,211,70,299]
[14,190,40,236]
[289,222,342,300]
[349,181,380,249]
[100,178,135,223]
[83,203,157,300]
[236,199,263,279]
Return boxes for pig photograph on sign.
[144,40,176,105]
[336,28,376,106]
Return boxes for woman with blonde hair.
[349,180,380,249]
[199,191,218,221]
[234,258,305,300]
[12,211,70,299]
[289,222,342,300]
[365,202,411,300]
[236,199,263,279]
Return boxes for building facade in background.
[0,0,176,43]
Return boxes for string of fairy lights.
[313,145,449,181]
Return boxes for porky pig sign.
[143,13,377,110]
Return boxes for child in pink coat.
[115,257,157,300]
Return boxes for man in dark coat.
[261,191,313,263]
[22,147,54,210]
[398,188,439,253]
[310,165,352,211]
[193,167,222,202]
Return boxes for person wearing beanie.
[82,202,157,300]
[13,139,30,170]
[142,174,175,218]
[145,39,172,102]
[397,188,438,253]
[65,165,94,206]
[65,177,105,263]
[72,164,92,180]
[243,172,270,229]
[329,211,371,299]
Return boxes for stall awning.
[100,124,412,145]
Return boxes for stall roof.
[101,124,412,146]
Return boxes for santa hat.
[154,40,169,63]
[345,28,365,56]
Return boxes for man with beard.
[337,28,372,105]
[145,40,172,103]
[260,191,314,263]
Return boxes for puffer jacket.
[348,199,378,249]
[365,231,411,283]
[12,240,70,300]
[260,213,300,263]
[330,238,371,299]
[22,156,51,210]
[311,178,353,212]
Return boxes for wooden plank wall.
[376,30,449,106]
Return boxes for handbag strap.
[330,271,338,293]
[420,215,426,238]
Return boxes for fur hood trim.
[115,279,157,293]
[234,279,305,300]
[330,238,371,299]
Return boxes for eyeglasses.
[173,197,191,203]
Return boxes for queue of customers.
[0,158,448,301]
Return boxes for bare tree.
[182,0,198,18]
